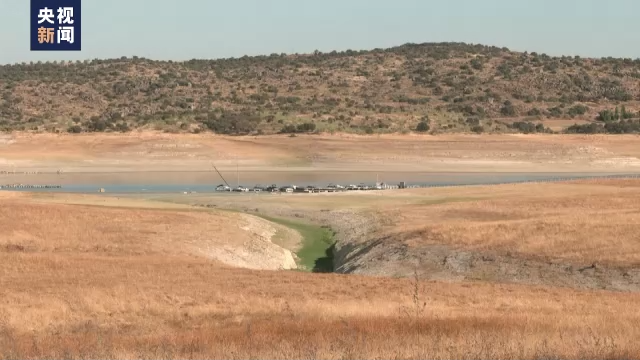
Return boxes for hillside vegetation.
[3,42,640,135]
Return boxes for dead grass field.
[0,193,299,271]
[2,190,640,358]
[371,179,640,267]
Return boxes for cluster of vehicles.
[215,183,386,193]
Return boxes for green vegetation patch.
[257,214,335,272]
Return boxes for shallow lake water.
[1,171,639,194]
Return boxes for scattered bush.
[567,104,588,117]
[500,101,517,117]
[509,121,547,134]
[280,122,316,134]
[415,121,430,132]
[67,125,82,133]
[471,125,484,133]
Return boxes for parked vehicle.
[216,184,230,191]
[265,184,279,192]
[233,186,249,192]
[253,184,265,192]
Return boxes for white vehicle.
[233,186,250,192]
[216,184,231,191]
[346,184,359,190]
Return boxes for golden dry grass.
[0,194,301,270]
[373,179,640,266]
[2,191,640,358]
[0,197,247,258]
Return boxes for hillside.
[2,42,640,135]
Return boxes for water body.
[1,171,638,194]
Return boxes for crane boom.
[212,163,231,189]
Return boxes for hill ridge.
[2,42,640,135]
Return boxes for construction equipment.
[212,162,231,191]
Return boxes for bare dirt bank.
[198,213,300,271]
[3,133,640,176]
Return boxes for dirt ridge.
[333,239,640,292]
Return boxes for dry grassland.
[0,193,300,270]
[2,191,640,358]
[374,179,640,266]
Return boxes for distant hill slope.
[2,42,640,135]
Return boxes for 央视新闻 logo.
[31,0,81,51]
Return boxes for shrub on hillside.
[67,125,82,133]
[415,121,430,132]
[471,125,484,133]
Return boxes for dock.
[292,185,400,193]
[0,184,62,189]
[297,188,346,193]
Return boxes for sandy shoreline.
[3,132,640,184]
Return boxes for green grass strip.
[257,214,335,272]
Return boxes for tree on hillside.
[500,101,517,116]
[416,121,430,132]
